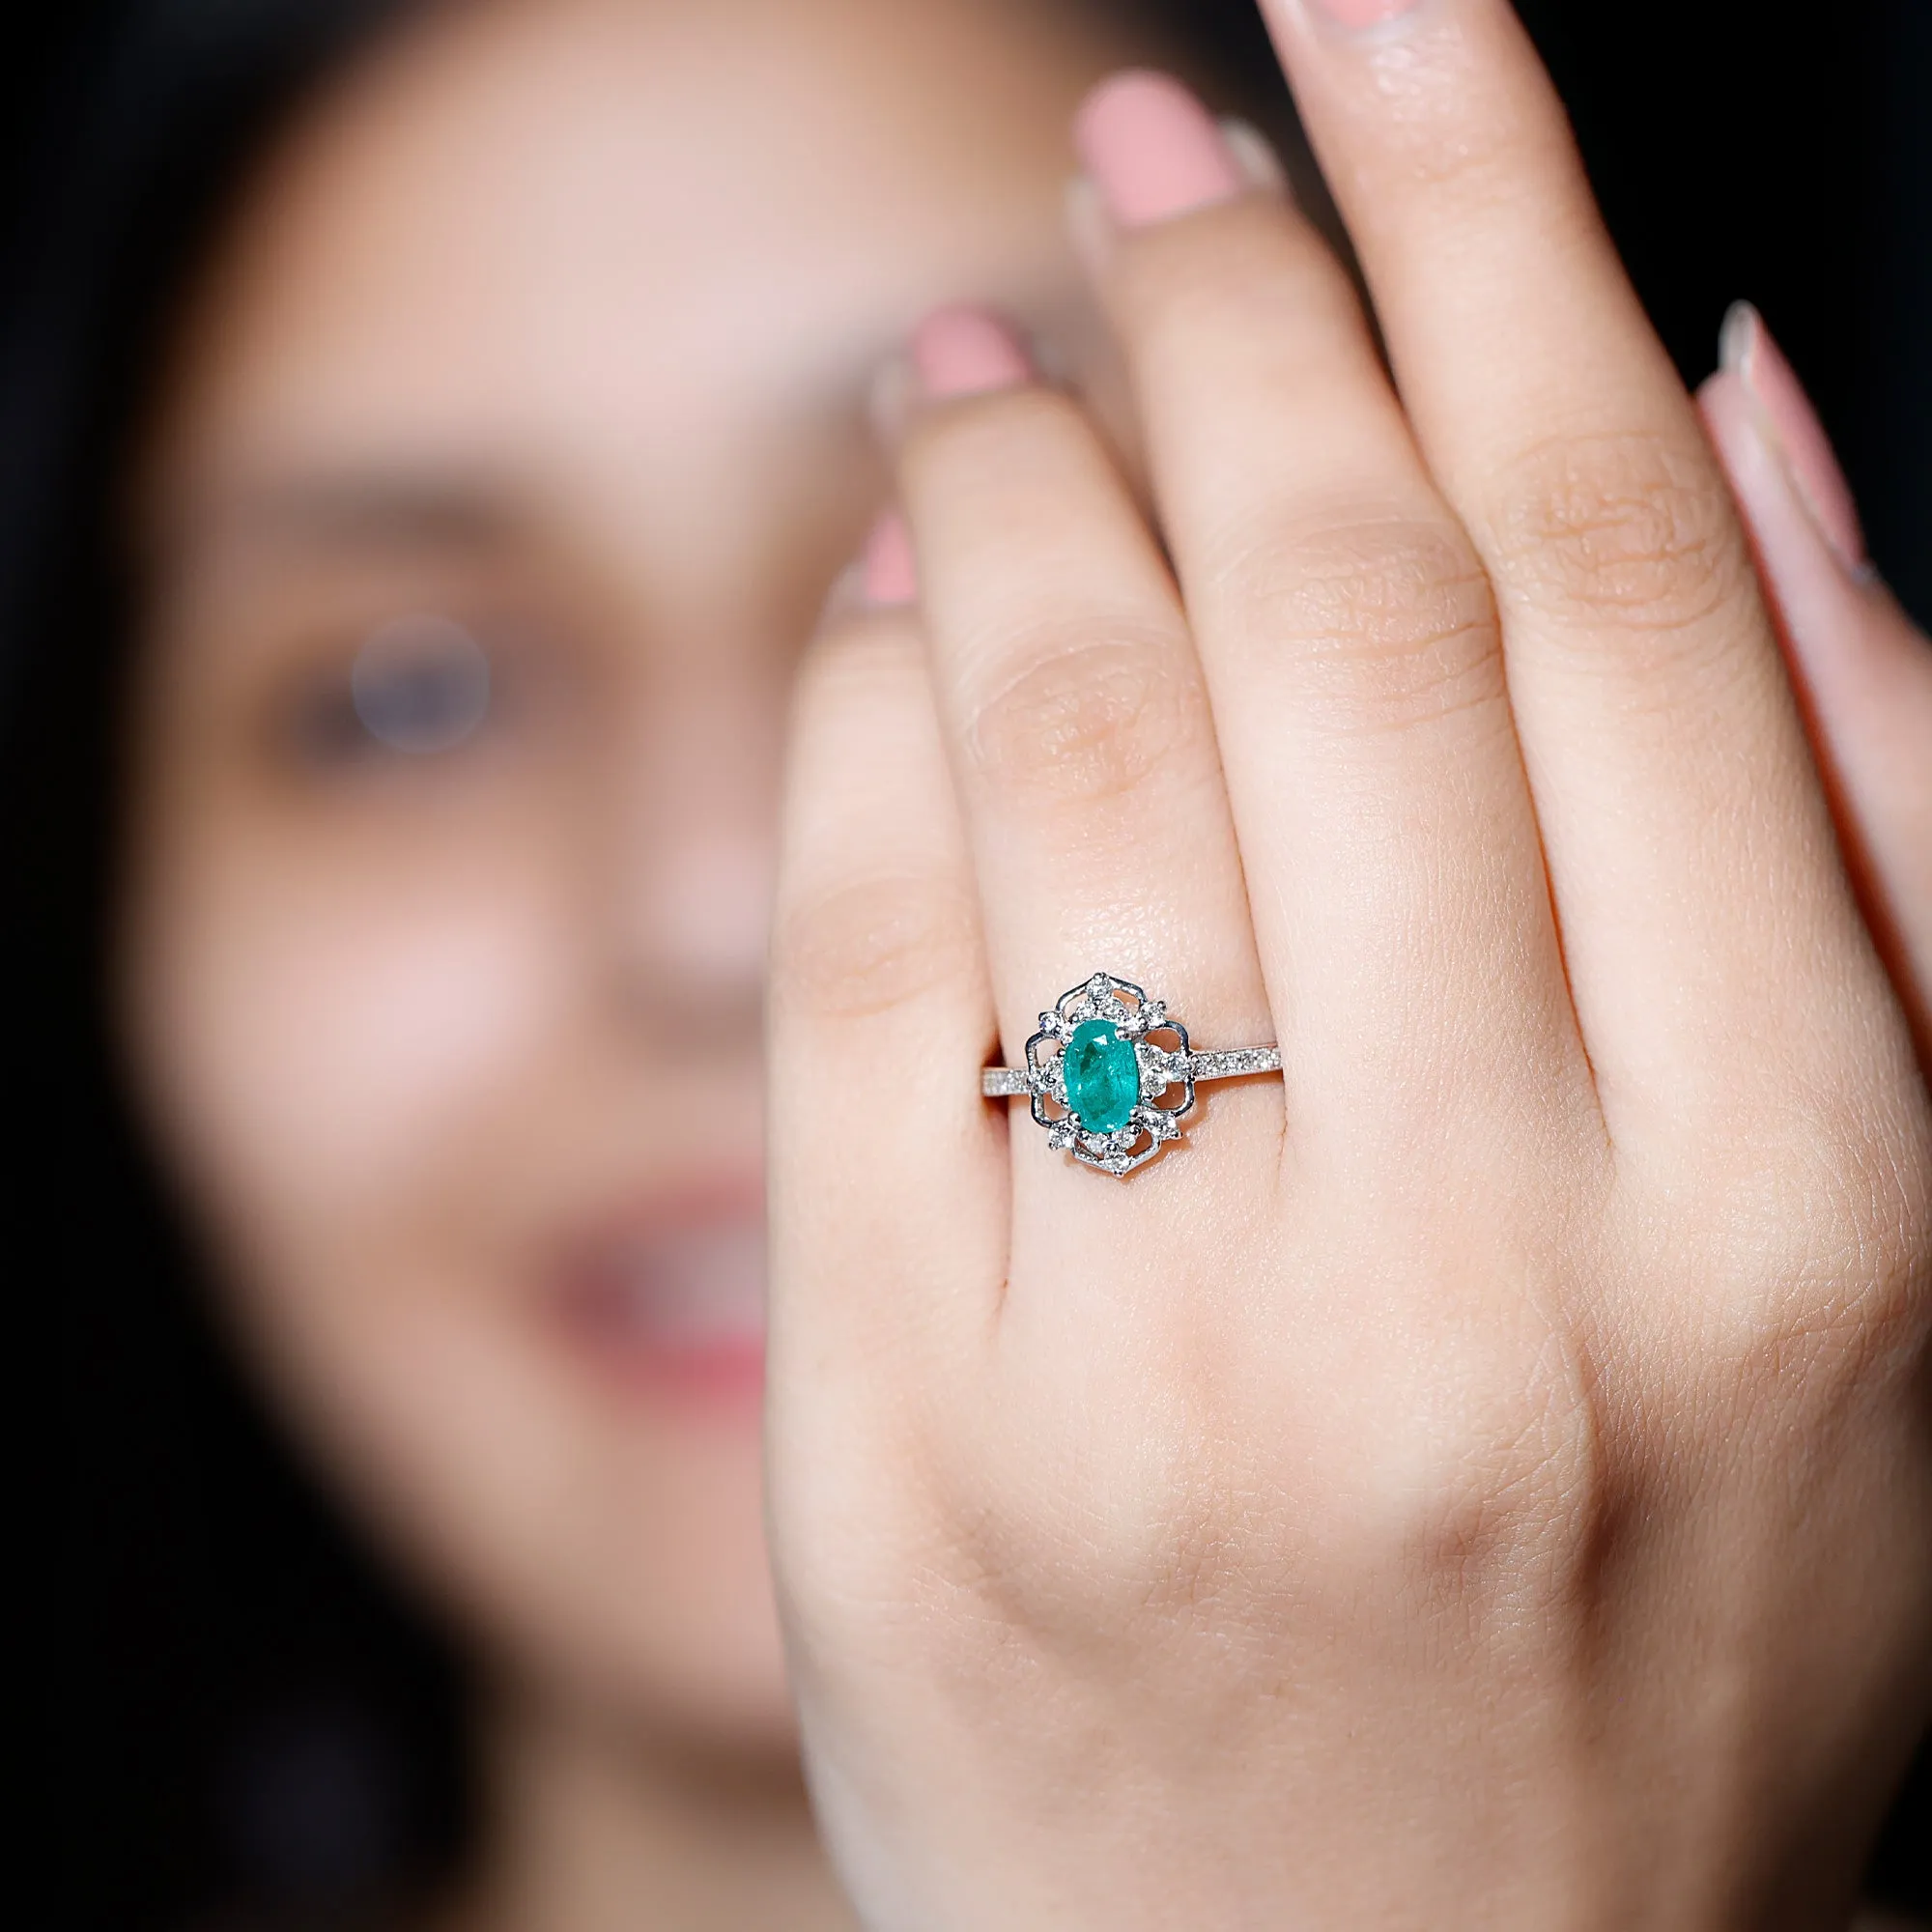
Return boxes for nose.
[605,683,778,1049]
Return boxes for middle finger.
[1073,76,1589,1152]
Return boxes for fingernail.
[859,508,918,608]
[1719,300,1866,573]
[1306,0,1423,28]
[1219,116,1291,195]
[1074,71,1244,229]
[910,305,1033,401]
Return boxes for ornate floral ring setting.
[980,973,1281,1177]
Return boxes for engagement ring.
[981,972,1280,1176]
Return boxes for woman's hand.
[1700,305,1932,1068]
[764,3,1932,1925]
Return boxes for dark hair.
[10,3,1928,1927]
[9,9,466,1929]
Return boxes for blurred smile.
[552,1182,767,1406]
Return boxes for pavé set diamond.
[980,972,1281,1177]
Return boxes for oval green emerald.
[1063,1018,1140,1134]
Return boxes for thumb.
[1700,302,1932,1073]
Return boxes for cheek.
[127,814,576,1256]
[119,806,796,1737]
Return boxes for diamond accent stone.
[1136,1041,1189,1087]
[1188,1047,1282,1081]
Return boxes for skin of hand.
[765,4,1932,1928]
[1699,306,1932,1071]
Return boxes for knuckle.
[902,384,1089,496]
[791,611,925,738]
[1217,514,1504,735]
[1743,1100,1932,1365]
[962,623,1199,807]
[1329,27,1593,218]
[1385,97,1575,207]
[1489,431,1753,645]
[1394,1336,1604,1618]
[773,871,979,1022]
[1664,1078,1932,1404]
[1119,197,1350,344]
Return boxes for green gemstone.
[1063,1018,1140,1134]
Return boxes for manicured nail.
[1307,0,1423,28]
[859,509,918,608]
[1074,71,1243,229]
[1720,300,1866,572]
[910,306,1033,401]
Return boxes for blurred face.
[123,0,1118,1749]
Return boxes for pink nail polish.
[1074,71,1243,230]
[1308,0,1422,27]
[910,306,1032,401]
[1720,300,1866,572]
[859,509,918,608]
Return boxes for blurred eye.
[287,614,495,763]
[349,615,492,752]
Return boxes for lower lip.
[555,1294,767,1407]
[593,1333,765,1404]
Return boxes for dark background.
[12,1,1928,1927]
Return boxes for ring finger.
[889,306,1274,1198]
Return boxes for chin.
[609,1533,800,1750]
[244,1222,801,1760]
[463,1428,804,1760]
